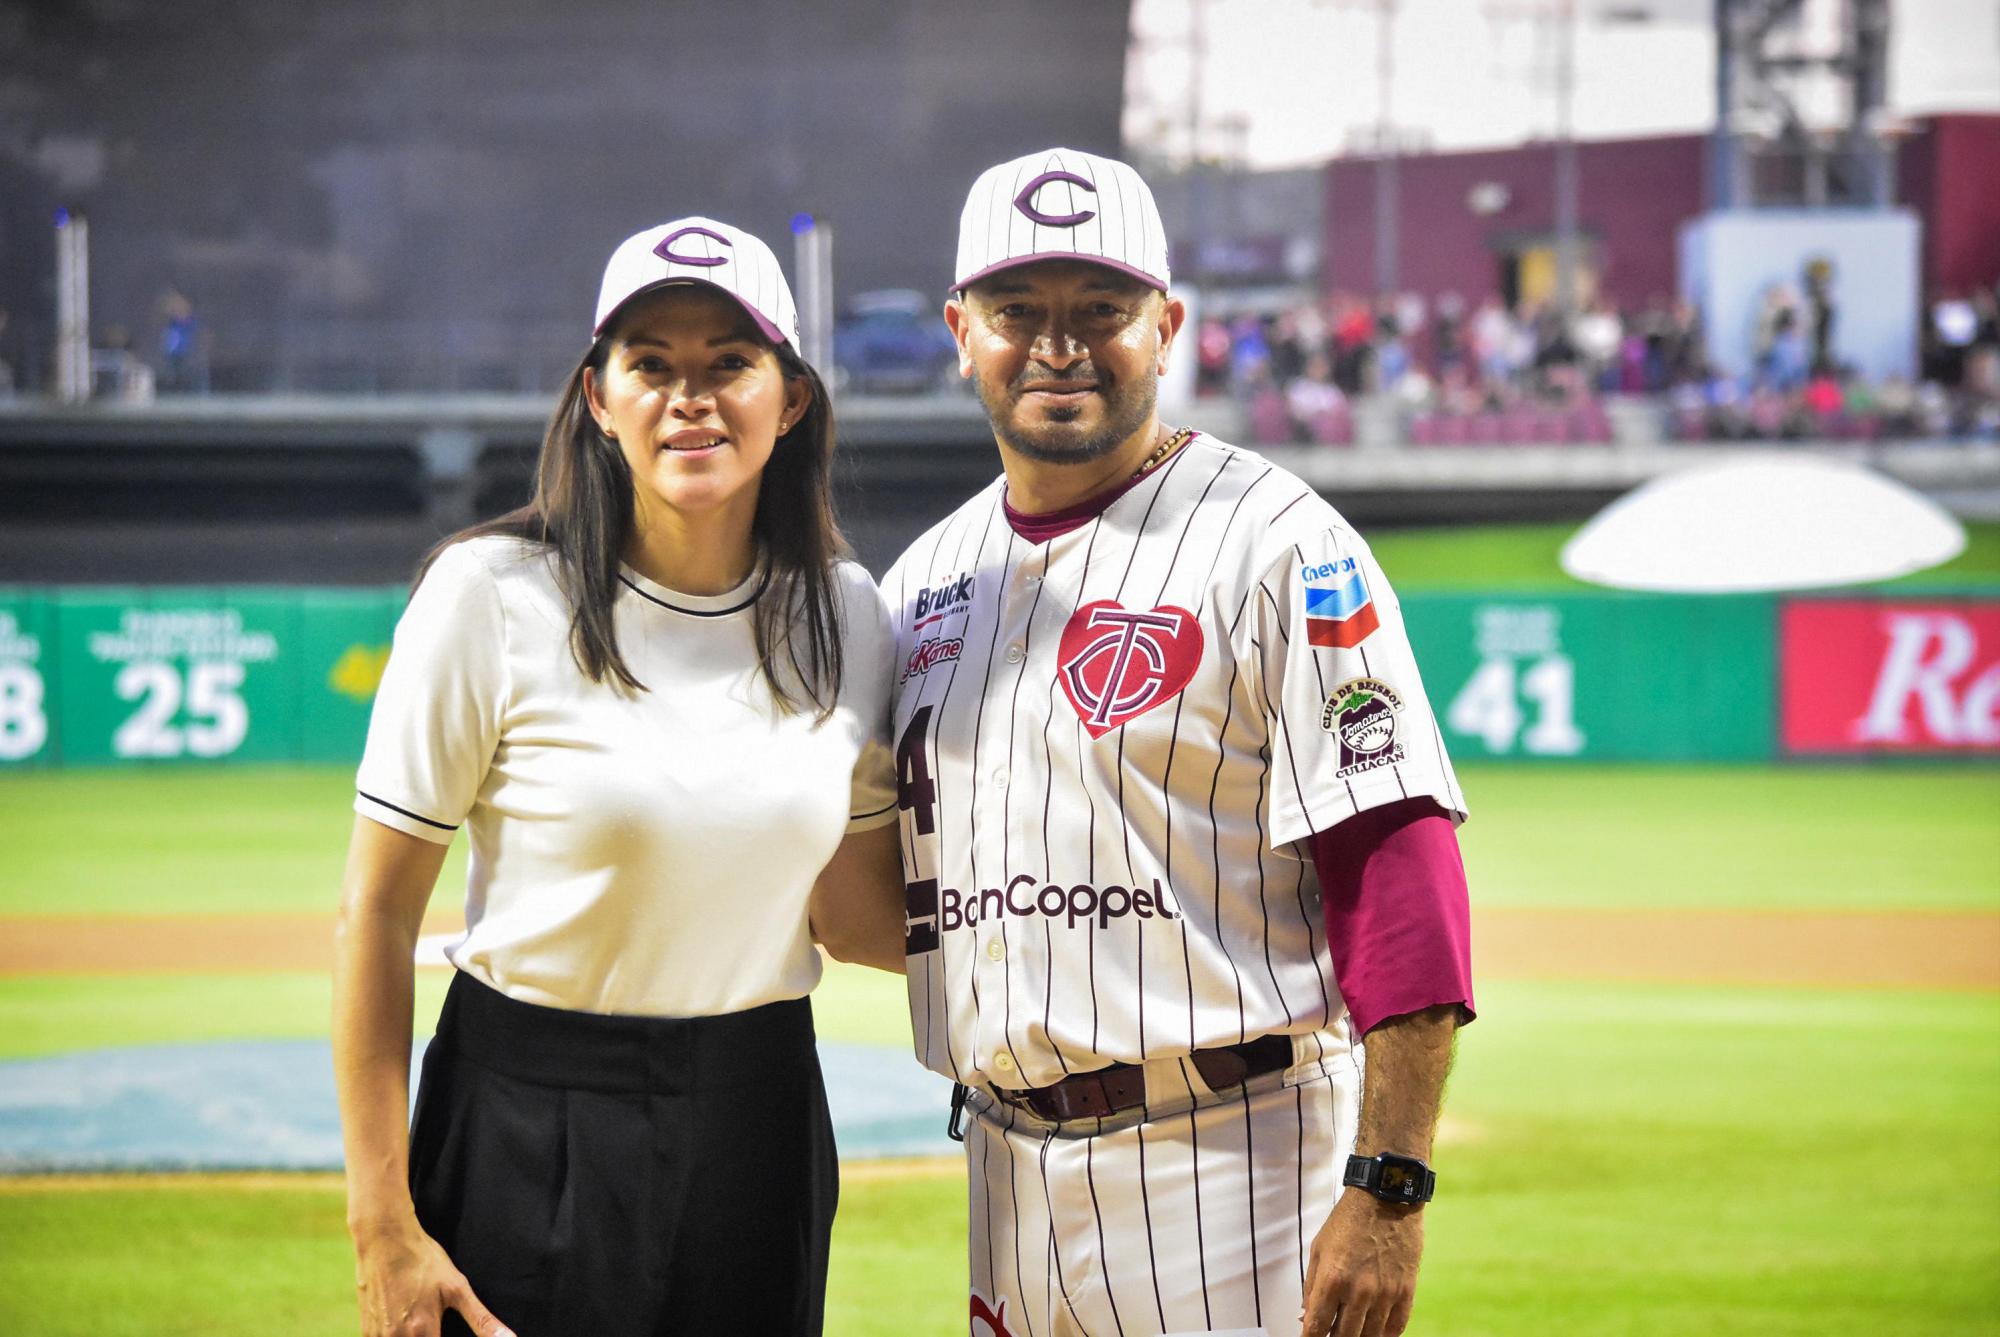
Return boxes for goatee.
[980,374,1157,466]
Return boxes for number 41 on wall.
[1446,654,1586,756]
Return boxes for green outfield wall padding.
[2,587,401,771]
[3,587,1992,771]
[0,590,56,770]
[1401,593,1777,763]
[299,590,404,762]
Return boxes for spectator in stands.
[1204,274,1996,446]
[1432,291,1466,380]
[1802,364,1845,423]
[1763,306,1810,393]
[1331,292,1376,393]
[1284,351,1348,439]
[157,288,206,394]
[1374,299,1412,392]
[1803,256,1838,371]
[1227,312,1271,390]
[1752,285,1795,384]
[1267,308,1309,387]
[1973,286,2000,359]
[1874,376,1918,436]
[1184,314,1232,396]
[1662,298,1704,390]
[1923,290,1972,385]
[1965,334,2000,432]
[1469,295,1517,392]
[1571,298,1622,394]
[1195,315,1232,397]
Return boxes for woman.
[333,217,905,1337]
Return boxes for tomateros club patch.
[1321,677,1406,776]
[1302,560,1379,648]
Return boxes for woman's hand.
[352,1216,514,1337]
[334,817,468,1335]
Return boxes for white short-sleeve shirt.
[355,535,897,1018]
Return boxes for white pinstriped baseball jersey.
[884,433,1467,1093]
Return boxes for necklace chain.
[1132,426,1194,479]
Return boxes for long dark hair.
[424,335,849,720]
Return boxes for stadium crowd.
[1200,282,2000,446]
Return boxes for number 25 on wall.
[1446,654,1586,756]
[112,660,249,759]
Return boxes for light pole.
[791,213,833,378]
[1314,0,1404,295]
[54,209,90,404]
[1553,0,1579,315]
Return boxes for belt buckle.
[1006,1064,1148,1123]
[1019,1075,1097,1122]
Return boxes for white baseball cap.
[592,216,800,348]
[953,147,1171,294]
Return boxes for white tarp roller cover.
[1560,455,1967,593]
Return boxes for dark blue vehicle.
[833,290,960,394]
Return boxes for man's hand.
[1300,1192,1424,1337]
[1299,1003,1461,1337]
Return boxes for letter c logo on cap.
[1013,171,1097,228]
[654,225,731,268]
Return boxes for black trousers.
[408,971,839,1337]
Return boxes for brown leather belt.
[992,1034,1294,1123]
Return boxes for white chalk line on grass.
[3,1157,969,1193]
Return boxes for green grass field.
[1365,518,2000,592]
[4,978,1995,1336]
[2,521,1996,1335]
[1,762,1994,1066]
[3,764,1996,1335]
[6,763,1998,923]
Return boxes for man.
[876,148,1473,1337]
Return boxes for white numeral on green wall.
[0,664,48,761]
[1447,654,1585,756]
[112,660,249,759]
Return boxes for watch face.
[1380,1162,1417,1196]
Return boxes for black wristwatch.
[1343,1153,1435,1206]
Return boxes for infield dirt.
[2,906,1994,989]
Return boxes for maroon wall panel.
[1926,115,2000,295]
[1323,135,1705,312]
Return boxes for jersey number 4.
[896,706,941,954]
[897,704,937,835]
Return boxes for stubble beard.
[979,371,1158,467]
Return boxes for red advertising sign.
[1781,599,2000,754]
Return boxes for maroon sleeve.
[1310,797,1475,1037]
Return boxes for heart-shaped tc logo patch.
[1057,600,1204,738]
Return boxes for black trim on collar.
[617,567,769,618]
